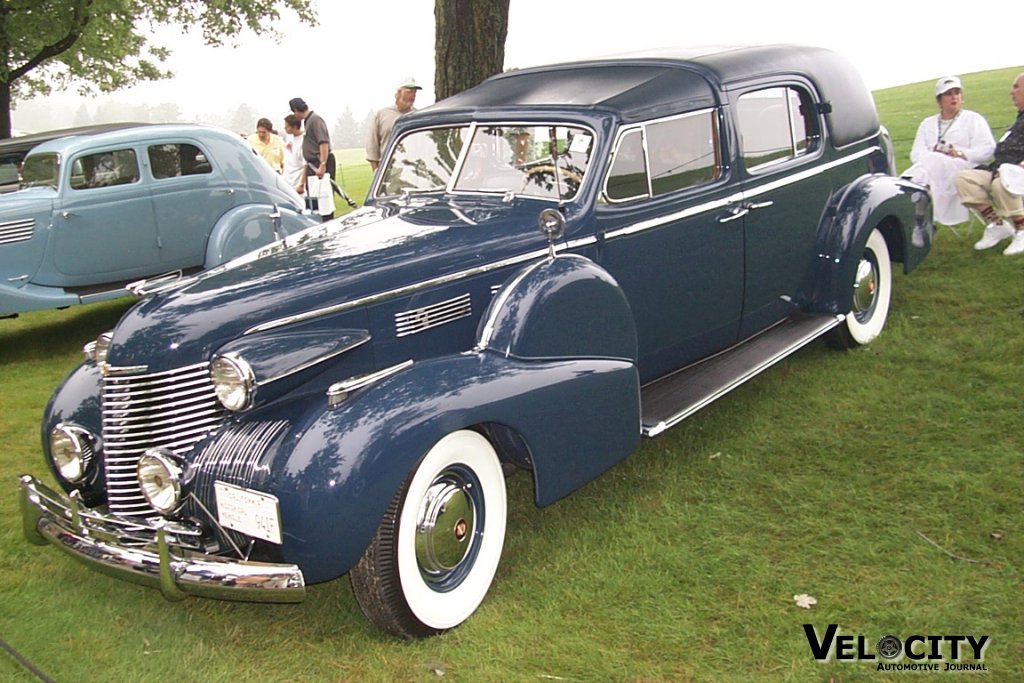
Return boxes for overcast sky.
[15,0,1024,132]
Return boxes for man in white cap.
[955,72,1024,255]
[366,77,422,172]
[904,76,995,226]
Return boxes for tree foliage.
[434,0,509,101]
[0,0,316,138]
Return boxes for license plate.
[214,481,283,545]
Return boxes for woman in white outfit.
[904,76,996,226]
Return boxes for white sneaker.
[1003,229,1024,256]
[974,221,1014,250]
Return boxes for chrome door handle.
[747,201,774,210]
[217,188,235,195]
[718,207,749,223]
[61,211,76,218]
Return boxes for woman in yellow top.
[247,117,285,173]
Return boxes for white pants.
[904,151,973,225]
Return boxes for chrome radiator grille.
[102,362,226,517]
[187,420,290,551]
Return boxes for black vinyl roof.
[425,45,880,145]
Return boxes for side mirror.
[537,208,565,258]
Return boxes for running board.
[640,314,842,436]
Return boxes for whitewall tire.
[350,430,507,638]
[827,227,892,349]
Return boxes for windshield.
[20,153,59,189]
[377,123,594,202]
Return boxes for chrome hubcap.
[851,256,878,320]
[415,473,477,585]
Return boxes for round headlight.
[49,424,95,483]
[137,450,184,514]
[211,353,255,412]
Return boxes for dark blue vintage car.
[19,46,932,638]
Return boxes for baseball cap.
[398,77,422,91]
[935,76,962,96]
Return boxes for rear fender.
[803,174,933,315]
[205,204,317,267]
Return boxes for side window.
[605,129,647,201]
[69,149,140,190]
[605,109,720,203]
[148,143,213,179]
[737,86,817,171]
[646,111,719,196]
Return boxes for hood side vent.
[394,292,472,337]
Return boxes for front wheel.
[350,430,507,639]
[826,227,892,349]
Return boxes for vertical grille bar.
[102,362,226,517]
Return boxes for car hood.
[0,186,55,215]
[106,199,563,370]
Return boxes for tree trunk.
[434,0,509,101]
[0,80,11,139]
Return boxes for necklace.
[937,111,961,144]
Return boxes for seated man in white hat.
[955,72,1024,256]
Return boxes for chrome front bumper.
[19,475,306,603]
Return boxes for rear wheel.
[350,430,507,639]
[826,228,892,349]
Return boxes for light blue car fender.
[204,203,317,267]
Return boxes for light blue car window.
[149,143,213,179]
[69,149,140,190]
[20,153,59,189]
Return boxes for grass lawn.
[1,69,1022,682]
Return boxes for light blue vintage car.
[0,124,318,317]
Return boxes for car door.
[593,109,745,383]
[146,140,237,269]
[47,145,162,284]
[732,83,831,338]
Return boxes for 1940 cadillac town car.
[19,45,933,638]
[0,124,318,317]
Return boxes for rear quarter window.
[736,86,819,171]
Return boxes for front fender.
[267,351,639,584]
[204,204,318,267]
[40,361,106,504]
[803,174,933,315]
